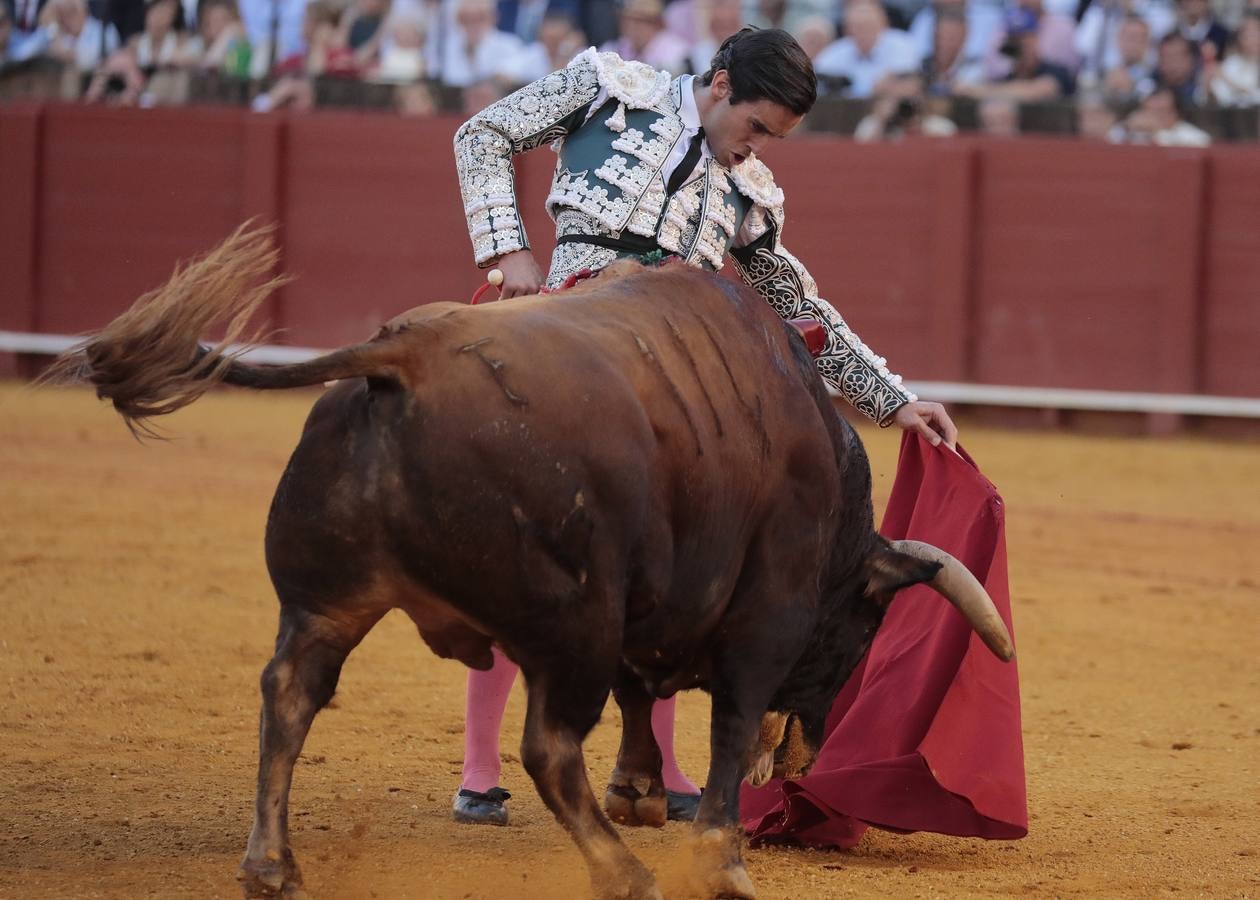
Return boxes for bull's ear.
[863,543,942,602]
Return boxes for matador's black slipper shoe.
[666,790,702,822]
[452,787,511,826]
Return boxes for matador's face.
[699,70,803,170]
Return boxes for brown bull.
[48,225,1014,900]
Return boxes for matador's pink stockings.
[461,647,700,796]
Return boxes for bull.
[47,225,1014,900]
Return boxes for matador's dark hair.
[700,26,817,116]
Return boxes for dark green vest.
[549,98,755,271]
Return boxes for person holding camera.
[854,74,959,140]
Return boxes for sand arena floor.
[1,382,1257,899]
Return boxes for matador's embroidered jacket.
[453,47,916,424]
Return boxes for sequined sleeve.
[454,58,603,267]
[730,206,917,425]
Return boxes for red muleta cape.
[741,432,1027,847]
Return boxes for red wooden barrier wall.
[2,104,1258,399]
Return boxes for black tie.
[666,129,704,196]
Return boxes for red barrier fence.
[3,103,1259,401]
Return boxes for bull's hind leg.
[520,671,661,900]
[604,666,667,827]
[238,605,383,899]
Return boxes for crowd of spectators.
[2,0,1258,141]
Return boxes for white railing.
[5,330,1259,418]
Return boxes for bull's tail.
[41,222,406,438]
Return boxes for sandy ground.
[1,382,1257,900]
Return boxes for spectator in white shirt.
[38,0,120,73]
[1208,10,1260,102]
[437,0,524,87]
[815,0,923,98]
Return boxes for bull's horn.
[891,540,1016,662]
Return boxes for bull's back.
[415,264,833,516]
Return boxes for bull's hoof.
[604,771,667,828]
[237,849,304,899]
[592,859,663,900]
[692,829,756,899]
[704,864,756,900]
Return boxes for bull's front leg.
[604,665,668,827]
[690,681,768,900]
[692,615,812,899]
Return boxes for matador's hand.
[492,249,544,299]
[892,401,958,450]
